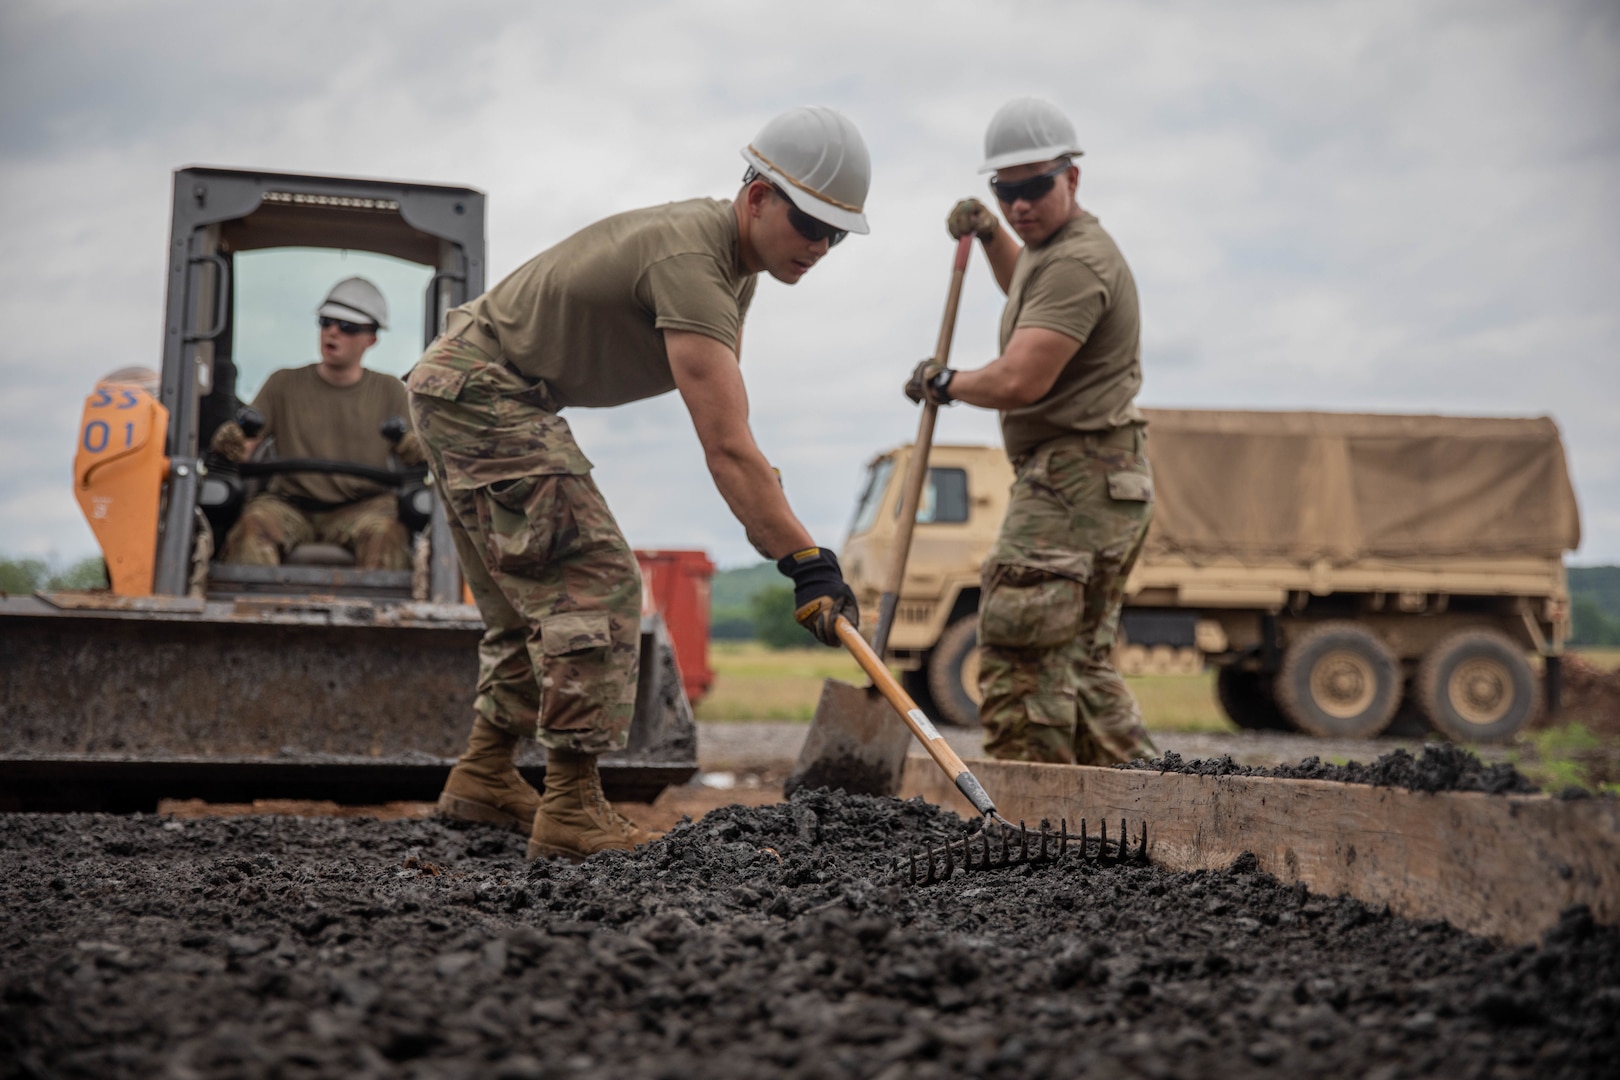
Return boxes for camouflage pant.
[221,492,410,571]
[406,329,641,756]
[978,429,1159,765]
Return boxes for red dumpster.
[633,549,715,704]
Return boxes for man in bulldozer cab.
[210,276,422,570]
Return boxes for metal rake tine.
[944,835,955,879]
[1080,818,1088,860]
[1019,822,1029,865]
[1138,819,1149,862]
[1100,818,1107,862]
[1120,818,1129,863]
[1059,818,1068,859]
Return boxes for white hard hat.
[317,276,388,330]
[740,106,871,235]
[979,97,1084,174]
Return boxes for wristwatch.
[929,368,956,405]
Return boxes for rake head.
[894,818,1149,887]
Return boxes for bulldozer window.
[232,248,433,402]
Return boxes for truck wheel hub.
[1450,659,1509,725]
[1311,651,1376,718]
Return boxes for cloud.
[1,0,1616,566]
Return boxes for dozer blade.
[0,594,696,812]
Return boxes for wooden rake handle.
[870,234,976,657]
[835,616,1001,821]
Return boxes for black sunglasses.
[770,184,847,247]
[319,316,376,335]
[989,160,1073,205]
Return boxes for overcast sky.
[2,0,1616,570]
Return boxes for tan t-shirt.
[460,198,758,408]
[252,365,409,505]
[997,211,1144,457]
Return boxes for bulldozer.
[0,166,697,811]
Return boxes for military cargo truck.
[841,410,1580,744]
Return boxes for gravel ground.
[4,791,1617,1079]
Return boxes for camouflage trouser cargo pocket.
[979,562,1088,650]
[1106,469,1153,503]
[540,611,613,657]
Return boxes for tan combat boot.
[527,747,663,861]
[436,717,542,833]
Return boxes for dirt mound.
[1546,654,1620,738]
[1120,743,1540,794]
[3,792,1617,1078]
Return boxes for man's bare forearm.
[705,443,814,559]
[979,224,1021,293]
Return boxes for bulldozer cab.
[144,166,485,603]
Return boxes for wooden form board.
[899,757,1619,946]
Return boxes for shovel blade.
[784,679,915,798]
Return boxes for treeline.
[1570,566,1620,646]
[710,562,1620,649]
[0,556,108,595]
[710,562,806,648]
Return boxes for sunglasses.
[989,160,1073,205]
[771,184,847,247]
[319,317,376,335]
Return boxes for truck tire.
[1275,622,1401,738]
[899,669,937,721]
[1214,666,1290,731]
[1416,629,1539,744]
[927,616,982,728]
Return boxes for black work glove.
[776,547,859,647]
[904,359,955,406]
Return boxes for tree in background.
[750,584,810,650]
[0,556,108,594]
[1571,594,1620,647]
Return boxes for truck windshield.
[231,248,432,402]
[849,459,895,536]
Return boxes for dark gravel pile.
[1120,743,1541,794]
[4,791,1616,1079]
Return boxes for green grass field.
[1572,646,1620,671]
[695,642,1233,731]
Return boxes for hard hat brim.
[740,148,870,235]
[978,145,1084,175]
[318,300,385,330]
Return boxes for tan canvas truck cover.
[1139,410,1581,562]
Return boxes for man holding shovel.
[906,96,1157,767]
[410,106,867,860]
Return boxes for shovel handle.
[835,616,999,820]
[871,235,975,657]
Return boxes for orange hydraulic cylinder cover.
[73,374,170,596]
